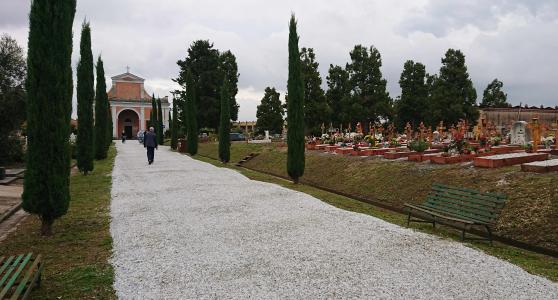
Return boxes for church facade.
[108,71,169,139]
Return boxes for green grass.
[1,145,117,299]
[195,143,558,282]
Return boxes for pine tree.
[287,14,305,184]
[76,21,95,175]
[395,60,428,130]
[185,69,198,155]
[171,100,178,149]
[481,79,510,108]
[325,64,350,127]
[218,79,231,163]
[300,48,330,135]
[157,98,164,145]
[256,87,284,134]
[94,56,108,159]
[428,49,478,126]
[23,0,76,235]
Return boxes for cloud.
[1,0,557,121]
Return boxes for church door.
[124,118,133,138]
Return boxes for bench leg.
[461,229,466,241]
[406,212,411,227]
[485,225,493,246]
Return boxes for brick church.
[108,71,169,139]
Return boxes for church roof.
[111,72,145,82]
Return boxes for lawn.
[196,142,558,281]
[0,145,117,299]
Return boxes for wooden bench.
[404,184,507,245]
[0,253,43,299]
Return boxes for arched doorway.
[117,109,140,139]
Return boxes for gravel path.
[110,142,558,299]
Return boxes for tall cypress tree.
[171,100,178,149]
[107,107,113,146]
[219,79,231,163]
[151,95,157,131]
[287,14,305,184]
[23,0,76,235]
[157,98,164,145]
[185,69,198,155]
[94,56,108,159]
[76,21,94,175]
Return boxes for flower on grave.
[489,136,501,146]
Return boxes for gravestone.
[511,121,531,145]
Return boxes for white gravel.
[110,142,558,299]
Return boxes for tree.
[94,56,108,159]
[157,98,164,145]
[175,40,239,130]
[287,14,305,184]
[395,60,428,130]
[168,108,172,138]
[428,49,478,126]
[0,34,26,164]
[325,64,350,127]
[170,100,178,149]
[219,50,239,121]
[151,95,157,131]
[256,87,284,134]
[481,79,510,108]
[107,108,113,146]
[345,45,392,127]
[300,48,330,135]
[23,0,76,235]
[218,79,231,163]
[76,21,95,175]
[185,69,198,155]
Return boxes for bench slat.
[425,196,499,222]
[11,254,43,300]
[427,193,500,215]
[0,253,32,299]
[420,203,491,224]
[433,183,507,199]
[0,255,24,287]
[0,256,15,278]
[429,189,502,208]
[404,204,476,224]
[432,185,506,203]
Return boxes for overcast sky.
[1,0,557,120]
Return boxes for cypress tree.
[185,69,198,155]
[218,79,231,163]
[23,0,76,235]
[151,95,157,131]
[157,98,164,145]
[171,100,178,149]
[76,21,95,175]
[107,108,113,147]
[287,14,305,184]
[94,56,108,159]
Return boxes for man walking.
[144,127,158,164]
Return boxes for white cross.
[126,65,130,73]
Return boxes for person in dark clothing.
[121,130,126,143]
[144,126,158,164]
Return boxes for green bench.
[404,183,507,245]
[0,253,43,299]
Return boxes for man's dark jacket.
[144,131,158,148]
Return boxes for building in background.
[108,71,169,139]
[480,106,558,130]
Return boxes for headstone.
[511,121,531,145]
[264,130,270,140]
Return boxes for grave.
[431,154,475,164]
[521,159,558,173]
[335,147,352,155]
[474,152,548,168]
[326,145,340,152]
[315,144,329,151]
[490,145,523,154]
[510,121,531,145]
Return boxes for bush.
[408,139,429,152]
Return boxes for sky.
[1,0,557,120]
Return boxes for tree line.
[256,46,510,136]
